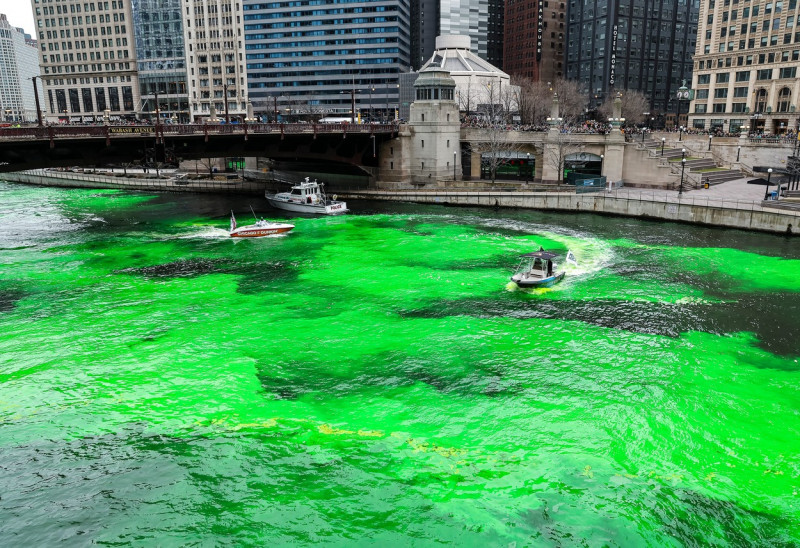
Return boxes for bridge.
[0,123,398,174]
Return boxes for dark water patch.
[256,351,523,400]
[401,294,800,359]
[0,289,25,312]
[117,258,232,279]
[655,487,797,547]
[233,261,301,294]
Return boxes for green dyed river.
[1,181,799,546]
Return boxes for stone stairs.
[641,137,745,189]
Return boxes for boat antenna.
[250,205,258,221]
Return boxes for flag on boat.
[230,210,237,232]
[566,250,577,266]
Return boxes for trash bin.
[770,191,778,199]
[703,181,710,189]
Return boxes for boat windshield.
[290,188,302,195]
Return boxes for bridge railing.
[0,122,398,141]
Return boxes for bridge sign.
[109,126,155,134]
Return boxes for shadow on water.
[401,291,800,362]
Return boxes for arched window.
[777,87,792,113]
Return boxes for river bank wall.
[341,189,800,236]
[3,169,798,235]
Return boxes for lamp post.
[223,84,230,124]
[679,157,686,196]
[708,134,712,151]
[661,137,666,156]
[679,125,684,141]
[527,152,531,182]
[765,168,773,200]
[737,145,741,162]
[30,76,43,127]
[453,150,457,180]
[600,153,604,175]
[369,86,374,122]
[272,95,278,123]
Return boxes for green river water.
[1,181,799,546]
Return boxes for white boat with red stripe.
[229,209,294,238]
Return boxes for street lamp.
[453,150,457,180]
[679,157,686,196]
[600,154,604,175]
[679,125,684,141]
[527,152,531,182]
[765,168,773,200]
[708,134,712,151]
[737,145,741,162]
[661,137,666,156]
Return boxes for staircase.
[640,137,746,189]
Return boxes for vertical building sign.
[537,0,543,61]
[609,23,618,87]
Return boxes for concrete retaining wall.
[343,189,799,235]
[3,169,267,195]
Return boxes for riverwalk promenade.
[2,168,798,235]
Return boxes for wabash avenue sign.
[537,0,544,61]
[108,126,155,134]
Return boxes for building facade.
[31,0,141,122]
[0,14,44,123]
[503,0,565,82]
[242,0,411,122]
[565,0,699,118]
[131,0,190,122]
[417,0,505,70]
[688,0,800,134]
[182,0,248,122]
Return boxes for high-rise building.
[31,0,141,122]
[688,0,800,134]
[182,0,248,122]
[131,0,190,122]
[242,0,411,121]
[565,0,699,117]
[503,0,565,82]
[0,14,44,123]
[417,0,505,69]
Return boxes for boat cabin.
[518,250,557,279]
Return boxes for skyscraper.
[688,0,800,134]
[131,0,190,122]
[503,0,565,81]
[417,0,505,69]
[0,14,44,123]
[243,0,411,121]
[31,0,141,122]
[182,0,249,122]
[565,0,699,117]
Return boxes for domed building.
[418,35,515,117]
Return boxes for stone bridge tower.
[376,65,461,187]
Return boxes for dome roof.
[413,64,456,89]
[420,35,509,78]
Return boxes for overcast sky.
[3,6,36,36]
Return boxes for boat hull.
[265,196,348,215]
[511,271,565,288]
[230,224,294,238]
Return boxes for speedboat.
[265,177,348,215]
[229,210,294,238]
[511,247,576,288]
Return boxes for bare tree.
[552,78,586,125]
[512,77,551,126]
[470,133,526,184]
[457,80,480,116]
[545,131,586,184]
[597,90,651,126]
